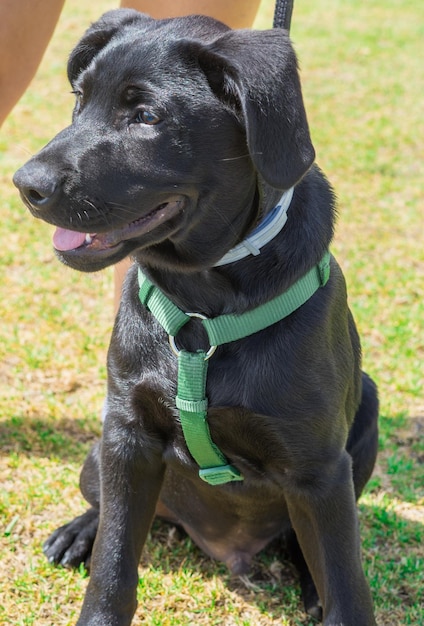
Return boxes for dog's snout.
[13,163,61,211]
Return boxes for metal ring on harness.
[168,312,217,360]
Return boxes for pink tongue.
[53,227,87,251]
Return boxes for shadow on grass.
[0,414,100,462]
[139,502,423,625]
[375,413,424,505]
[1,412,422,623]
[2,411,422,503]
[141,518,314,625]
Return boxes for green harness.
[138,251,331,486]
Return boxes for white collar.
[214,187,294,267]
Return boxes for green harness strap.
[138,252,331,486]
[175,350,243,485]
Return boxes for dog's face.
[14,9,314,272]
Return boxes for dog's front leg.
[286,450,375,626]
[76,421,165,626]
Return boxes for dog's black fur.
[13,10,379,625]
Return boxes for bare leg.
[0,0,65,127]
[120,0,260,28]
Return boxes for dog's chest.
[131,326,315,477]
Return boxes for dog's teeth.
[85,234,93,244]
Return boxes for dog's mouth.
[53,199,183,254]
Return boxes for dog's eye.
[134,110,161,125]
[71,90,83,104]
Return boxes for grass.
[0,0,423,624]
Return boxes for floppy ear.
[67,9,152,84]
[197,29,315,190]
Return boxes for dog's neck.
[133,169,335,319]
[214,188,293,267]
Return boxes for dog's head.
[14,9,314,272]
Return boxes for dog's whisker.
[106,201,138,213]
[110,208,138,217]
[83,198,99,211]
[211,206,243,241]
[104,203,141,221]
[218,153,251,162]
[105,200,133,208]
[84,199,109,218]
[80,198,117,227]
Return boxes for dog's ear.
[68,9,152,84]
[197,29,315,189]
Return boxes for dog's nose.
[13,163,61,211]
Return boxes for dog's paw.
[296,569,322,621]
[305,601,322,622]
[43,507,98,569]
[302,584,323,622]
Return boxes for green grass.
[1,0,423,624]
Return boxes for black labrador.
[13,10,379,625]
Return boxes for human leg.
[120,0,260,27]
[0,0,66,127]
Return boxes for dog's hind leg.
[286,374,378,623]
[43,442,101,569]
[347,372,379,498]
[285,450,375,625]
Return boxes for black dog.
[13,10,379,625]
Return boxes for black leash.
[273,0,294,31]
